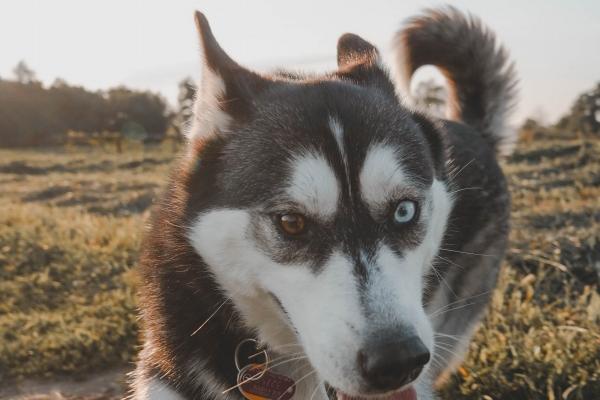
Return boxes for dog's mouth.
[333,386,417,400]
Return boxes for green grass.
[0,139,598,399]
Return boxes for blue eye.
[394,200,418,224]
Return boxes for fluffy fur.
[394,6,519,154]
[131,7,517,400]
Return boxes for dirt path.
[0,367,129,400]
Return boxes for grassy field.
[0,138,599,399]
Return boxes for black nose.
[358,336,430,391]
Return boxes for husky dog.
[132,6,517,400]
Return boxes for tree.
[412,79,447,118]
[171,77,196,139]
[12,61,37,84]
[558,82,600,137]
[0,77,170,148]
[105,87,169,141]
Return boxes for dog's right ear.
[188,12,272,142]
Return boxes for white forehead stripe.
[287,152,340,218]
[359,143,407,210]
[329,115,353,197]
[329,116,345,157]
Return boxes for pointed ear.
[337,33,380,68]
[188,12,271,141]
[335,33,396,97]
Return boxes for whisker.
[429,262,457,297]
[427,290,491,318]
[439,247,496,257]
[428,356,446,372]
[434,337,459,347]
[431,348,453,365]
[190,297,230,336]
[263,355,309,374]
[450,158,475,181]
[435,254,465,270]
[277,369,316,400]
[248,343,304,359]
[309,380,324,400]
[247,351,304,365]
[448,186,482,195]
[429,299,481,318]
[288,358,312,379]
[429,297,471,317]
[261,351,307,367]
[434,332,461,340]
[434,343,462,360]
[265,343,305,352]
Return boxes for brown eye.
[279,213,306,236]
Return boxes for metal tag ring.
[234,338,269,373]
[237,361,268,384]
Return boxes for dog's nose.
[358,336,430,391]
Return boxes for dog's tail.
[393,6,518,154]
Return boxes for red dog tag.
[238,364,296,400]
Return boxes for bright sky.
[1,0,599,125]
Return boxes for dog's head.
[185,12,452,399]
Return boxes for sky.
[1,0,599,125]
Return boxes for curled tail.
[394,6,518,154]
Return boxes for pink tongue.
[336,387,417,400]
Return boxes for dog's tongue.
[336,387,416,400]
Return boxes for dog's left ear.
[188,12,273,142]
[337,33,380,68]
[336,34,396,97]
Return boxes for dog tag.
[238,364,296,400]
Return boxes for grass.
[0,138,598,399]
[442,138,600,399]
[0,146,172,382]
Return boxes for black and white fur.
[131,6,517,400]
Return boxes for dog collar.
[228,338,297,400]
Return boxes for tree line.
[414,78,600,139]
[0,60,598,148]
[0,61,196,148]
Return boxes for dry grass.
[441,138,600,399]
[0,147,173,383]
[0,139,598,399]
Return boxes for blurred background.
[0,1,598,399]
